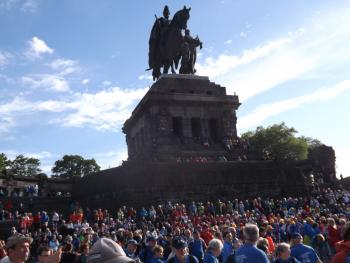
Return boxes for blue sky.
[0,0,349,177]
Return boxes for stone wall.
[73,160,310,209]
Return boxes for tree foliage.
[9,154,41,177]
[0,153,11,174]
[52,155,100,178]
[241,122,309,161]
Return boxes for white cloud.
[49,59,80,75]
[21,0,37,12]
[56,87,148,130]
[102,80,111,86]
[82,79,89,85]
[0,117,15,135]
[238,79,350,129]
[22,74,69,92]
[240,32,247,38]
[94,150,128,169]
[138,73,153,81]
[224,39,232,44]
[335,147,350,178]
[196,37,291,79]
[0,86,148,132]
[196,7,350,103]
[0,51,12,67]
[0,0,37,12]
[25,37,54,59]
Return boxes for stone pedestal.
[122,74,241,162]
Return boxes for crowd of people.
[0,188,350,263]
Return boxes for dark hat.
[290,233,303,239]
[127,240,138,246]
[172,238,187,250]
[6,234,33,249]
[146,236,156,242]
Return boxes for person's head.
[184,229,191,239]
[88,238,135,263]
[257,238,269,254]
[37,245,53,263]
[223,232,233,243]
[146,236,157,247]
[316,234,325,243]
[126,240,138,254]
[193,231,200,240]
[259,227,266,237]
[163,5,170,19]
[152,245,164,259]
[206,239,223,257]
[327,218,336,227]
[243,224,259,244]
[290,233,303,246]
[6,234,32,263]
[275,243,291,261]
[63,243,73,253]
[172,238,188,260]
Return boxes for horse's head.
[171,5,191,30]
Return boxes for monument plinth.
[123,75,241,162]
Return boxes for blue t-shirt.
[151,258,165,263]
[290,244,319,263]
[168,255,199,263]
[221,241,233,263]
[204,251,219,263]
[234,244,269,263]
[189,239,205,260]
[140,246,154,263]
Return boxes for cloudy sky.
[0,0,349,177]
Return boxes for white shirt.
[0,256,11,263]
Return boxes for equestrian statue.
[147,6,203,80]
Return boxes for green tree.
[0,153,11,174]
[241,122,308,161]
[10,154,41,177]
[52,155,100,178]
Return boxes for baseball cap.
[88,238,135,263]
[172,238,187,249]
[6,234,33,249]
[146,236,156,242]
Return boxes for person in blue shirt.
[151,245,165,263]
[167,238,198,263]
[234,224,269,263]
[203,239,223,263]
[140,236,157,263]
[290,233,321,263]
[189,231,206,263]
[124,239,140,261]
[221,232,233,263]
[274,243,301,263]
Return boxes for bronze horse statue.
[148,6,191,80]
